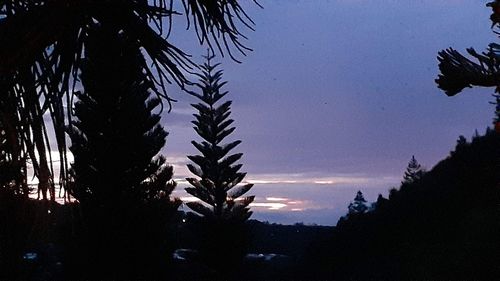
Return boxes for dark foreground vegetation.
[1,1,500,280]
[1,129,498,280]
[300,129,500,280]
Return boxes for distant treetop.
[402,155,425,185]
[348,190,368,216]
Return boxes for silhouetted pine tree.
[67,24,179,279]
[185,53,254,278]
[69,24,176,206]
[402,155,425,184]
[185,54,254,223]
[348,190,368,215]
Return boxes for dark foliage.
[0,0,259,99]
[436,2,500,96]
[68,24,176,206]
[66,23,180,279]
[184,54,254,278]
[492,93,500,133]
[304,130,500,281]
[435,46,498,96]
[0,68,57,200]
[185,54,254,223]
[0,0,260,200]
[402,155,425,185]
[0,118,28,195]
[347,190,368,216]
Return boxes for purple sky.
[158,0,497,225]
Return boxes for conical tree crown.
[348,190,368,215]
[402,155,424,185]
[68,23,176,205]
[185,54,253,223]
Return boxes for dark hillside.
[305,129,500,280]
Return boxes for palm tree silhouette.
[0,0,259,200]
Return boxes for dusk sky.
[158,0,496,225]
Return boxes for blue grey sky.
[160,0,496,225]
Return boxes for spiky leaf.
[186,201,214,218]
[228,183,254,199]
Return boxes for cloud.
[166,153,399,187]
[250,202,287,210]
[241,172,397,187]
[266,197,288,201]
[172,192,310,212]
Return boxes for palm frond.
[0,0,259,200]
[436,48,498,96]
